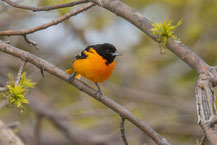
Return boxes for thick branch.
[86,0,217,144]
[88,0,208,74]
[0,3,95,36]
[0,120,25,145]
[195,76,217,144]
[210,67,217,87]
[2,0,88,11]
[202,125,217,145]
[200,134,206,145]
[0,41,171,145]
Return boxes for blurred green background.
[1,0,217,145]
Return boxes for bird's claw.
[95,89,103,100]
[67,72,76,83]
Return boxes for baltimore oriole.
[66,43,121,95]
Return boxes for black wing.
[72,46,93,63]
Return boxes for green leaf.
[9,98,16,103]
[176,19,183,26]
[20,72,26,85]
[17,99,22,107]
[151,19,182,54]
[14,85,24,95]
[20,72,36,88]
[21,98,29,104]
[7,85,12,90]
[17,94,25,98]
[4,72,36,111]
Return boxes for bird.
[65,43,121,96]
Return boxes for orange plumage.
[73,48,115,83]
[66,43,120,94]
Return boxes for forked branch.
[195,75,217,144]
[88,0,208,74]
[0,3,95,36]
[87,0,217,144]
[120,117,130,145]
[0,41,171,145]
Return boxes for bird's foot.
[95,83,104,99]
[95,89,104,100]
[67,72,76,83]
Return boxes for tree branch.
[120,117,130,145]
[0,40,171,145]
[23,35,38,49]
[2,0,216,144]
[195,76,217,144]
[15,60,26,86]
[2,0,88,12]
[0,60,26,93]
[0,3,95,36]
[200,133,206,145]
[88,0,208,74]
[86,0,217,144]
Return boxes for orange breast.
[73,48,115,83]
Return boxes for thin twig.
[120,117,130,145]
[0,3,95,36]
[2,0,88,11]
[23,35,38,50]
[200,133,206,145]
[0,60,26,93]
[15,60,26,86]
[89,0,208,74]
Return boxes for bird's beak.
[112,51,122,56]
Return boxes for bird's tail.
[65,68,81,79]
